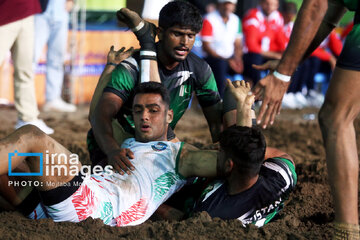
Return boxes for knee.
[318,100,354,133]
[319,101,338,132]
[18,125,48,141]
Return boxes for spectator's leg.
[242,53,262,86]
[12,16,40,122]
[305,57,321,91]
[33,13,50,74]
[45,13,69,102]
[205,56,228,98]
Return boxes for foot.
[43,98,76,113]
[117,8,157,51]
[117,8,143,30]
[333,222,360,240]
[15,119,54,135]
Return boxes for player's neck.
[226,173,259,195]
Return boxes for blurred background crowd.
[0,0,355,132]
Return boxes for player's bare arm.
[202,102,223,143]
[252,0,329,129]
[91,92,135,174]
[89,46,134,119]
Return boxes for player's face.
[132,93,173,142]
[218,3,236,18]
[158,25,196,62]
[260,0,279,16]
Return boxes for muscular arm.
[177,143,218,178]
[89,65,116,120]
[91,92,124,155]
[252,0,348,128]
[202,102,223,143]
[89,46,134,120]
[276,0,329,75]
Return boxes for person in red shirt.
[242,0,286,86]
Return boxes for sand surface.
[0,103,359,240]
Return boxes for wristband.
[131,21,145,32]
[273,71,291,82]
[106,62,117,67]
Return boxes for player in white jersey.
[0,81,231,226]
[0,77,287,227]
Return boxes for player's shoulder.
[261,157,297,187]
[243,8,260,20]
[185,52,212,79]
[186,52,210,69]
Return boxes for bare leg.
[0,125,81,191]
[318,67,360,238]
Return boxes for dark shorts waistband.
[39,173,85,206]
[16,188,41,216]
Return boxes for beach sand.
[0,103,357,239]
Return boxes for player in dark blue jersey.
[155,80,296,227]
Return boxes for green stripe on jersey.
[274,157,297,186]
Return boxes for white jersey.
[45,138,186,227]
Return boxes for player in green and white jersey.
[88,2,224,175]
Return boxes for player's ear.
[225,158,234,174]
[157,27,163,41]
[166,109,173,123]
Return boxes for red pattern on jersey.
[91,177,101,182]
[72,184,97,221]
[115,198,148,226]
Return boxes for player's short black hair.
[159,0,203,33]
[220,126,266,177]
[133,82,171,108]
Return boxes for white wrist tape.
[273,71,291,82]
[131,21,145,32]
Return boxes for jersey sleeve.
[242,19,262,53]
[236,17,243,39]
[193,61,221,108]
[263,157,297,192]
[103,57,139,102]
[200,18,213,42]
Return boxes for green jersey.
[104,51,221,134]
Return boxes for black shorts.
[337,6,360,71]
